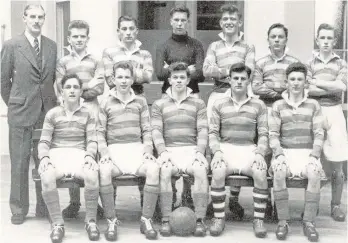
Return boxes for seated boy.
[38,74,99,243]
[151,62,209,237]
[98,61,160,241]
[209,63,269,238]
[269,62,325,242]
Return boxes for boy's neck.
[231,90,248,103]
[64,101,79,112]
[319,49,333,61]
[224,32,239,44]
[74,48,87,57]
[117,90,132,102]
[288,92,304,104]
[171,88,187,102]
[272,48,285,58]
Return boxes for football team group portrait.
[0,0,347,243]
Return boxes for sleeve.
[245,44,256,76]
[55,58,66,94]
[1,41,14,105]
[196,100,208,154]
[252,60,280,98]
[81,60,105,100]
[268,102,284,158]
[203,42,221,79]
[336,59,347,89]
[38,111,55,160]
[102,48,115,89]
[140,99,153,154]
[155,44,170,82]
[134,51,153,84]
[255,102,269,157]
[208,102,221,154]
[85,113,98,159]
[151,101,166,155]
[311,102,325,158]
[97,100,109,157]
[190,40,205,82]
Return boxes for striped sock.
[211,187,226,218]
[230,186,240,203]
[253,188,268,220]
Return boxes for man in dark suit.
[1,4,57,224]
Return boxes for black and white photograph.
[0,0,347,242]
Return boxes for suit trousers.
[9,108,46,216]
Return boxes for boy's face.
[61,78,82,104]
[113,68,134,94]
[170,12,189,35]
[286,71,306,96]
[229,71,249,95]
[316,29,336,52]
[118,20,138,44]
[268,27,287,53]
[68,28,89,53]
[169,70,190,93]
[220,11,242,36]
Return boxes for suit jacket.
[1,33,57,127]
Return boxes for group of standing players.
[1,3,347,243]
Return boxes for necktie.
[34,38,40,56]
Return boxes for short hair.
[68,20,90,36]
[113,61,134,77]
[61,73,82,88]
[118,15,138,29]
[229,63,252,79]
[23,4,45,16]
[219,4,242,20]
[170,5,190,19]
[168,62,190,77]
[267,23,288,38]
[316,23,336,37]
[285,62,307,79]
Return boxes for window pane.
[197,1,244,30]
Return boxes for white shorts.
[269,149,325,179]
[49,148,85,177]
[108,143,144,175]
[166,146,197,173]
[321,105,348,162]
[220,143,257,174]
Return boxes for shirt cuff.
[143,145,153,155]
[156,143,166,155]
[310,145,322,159]
[273,147,284,158]
[210,144,221,155]
[196,146,206,155]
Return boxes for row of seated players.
[38,61,329,243]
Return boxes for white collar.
[64,45,91,60]
[165,87,194,104]
[60,98,85,113]
[281,89,309,109]
[268,47,290,61]
[218,32,244,43]
[109,87,136,105]
[312,50,340,63]
[25,30,41,48]
[117,39,142,53]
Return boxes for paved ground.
[0,155,347,243]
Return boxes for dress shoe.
[85,220,100,241]
[275,222,289,240]
[105,218,119,241]
[253,219,267,238]
[140,217,158,240]
[229,200,244,220]
[50,224,65,243]
[303,221,319,242]
[62,203,80,219]
[331,205,346,222]
[159,221,171,237]
[11,214,24,225]
[210,217,225,236]
[194,219,207,237]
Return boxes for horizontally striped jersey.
[102,40,153,94]
[151,88,208,155]
[252,51,299,105]
[269,91,325,158]
[38,104,97,160]
[203,32,255,91]
[209,95,268,157]
[56,48,105,101]
[307,51,347,106]
[98,88,153,157]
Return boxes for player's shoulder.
[305,98,321,108]
[250,97,266,108]
[188,96,206,106]
[134,95,148,105]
